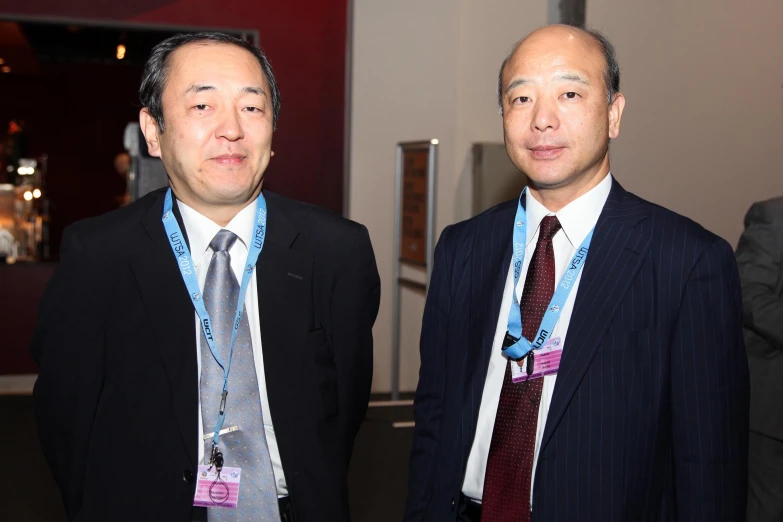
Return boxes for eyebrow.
[504,73,591,95]
[555,73,590,85]
[184,84,267,96]
[242,86,267,97]
[505,78,532,94]
[185,84,215,95]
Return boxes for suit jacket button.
[451,497,455,511]
[183,469,194,483]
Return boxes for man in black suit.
[736,197,783,522]
[32,32,380,522]
[404,25,748,522]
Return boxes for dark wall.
[0,0,348,258]
[0,62,142,254]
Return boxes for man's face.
[141,42,273,212]
[500,26,624,192]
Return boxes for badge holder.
[194,444,242,509]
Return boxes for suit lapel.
[540,181,652,450]
[464,204,515,427]
[256,193,311,435]
[133,191,199,464]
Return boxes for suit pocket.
[599,327,666,352]
[305,328,339,418]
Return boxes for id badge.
[193,465,242,508]
[511,337,563,383]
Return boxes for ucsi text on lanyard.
[502,187,593,382]
[162,188,267,457]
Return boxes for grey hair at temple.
[139,32,282,132]
[496,27,620,114]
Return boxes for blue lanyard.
[162,188,267,448]
[502,188,593,360]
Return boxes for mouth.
[528,145,566,160]
[211,154,246,167]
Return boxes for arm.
[404,226,453,521]
[31,227,107,522]
[330,225,381,462]
[671,238,749,521]
[735,201,783,350]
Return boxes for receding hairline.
[500,25,607,82]
[161,41,270,99]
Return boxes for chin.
[520,166,573,189]
[203,185,256,205]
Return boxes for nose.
[215,106,244,142]
[530,97,560,133]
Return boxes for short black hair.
[497,26,620,113]
[139,32,281,132]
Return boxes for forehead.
[165,42,267,90]
[504,28,605,82]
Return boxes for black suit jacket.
[736,196,783,440]
[404,180,749,521]
[32,188,381,522]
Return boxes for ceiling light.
[1,66,10,73]
[33,189,42,199]
[116,45,126,60]
[23,191,33,201]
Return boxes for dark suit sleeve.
[670,238,749,521]
[736,201,783,350]
[330,225,380,460]
[404,226,453,521]
[31,227,107,522]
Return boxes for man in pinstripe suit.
[404,25,749,522]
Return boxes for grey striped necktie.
[200,229,281,521]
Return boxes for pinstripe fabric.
[404,179,749,522]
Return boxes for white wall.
[587,0,783,245]
[349,0,546,393]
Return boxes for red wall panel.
[0,0,348,213]
[0,0,347,374]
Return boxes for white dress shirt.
[461,173,613,504]
[178,199,288,497]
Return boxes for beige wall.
[587,0,783,245]
[349,0,546,393]
[350,0,783,393]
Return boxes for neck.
[173,189,261,227]
[198,205,245,227]
[527,162,610,213]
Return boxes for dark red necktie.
[481,215,562,522]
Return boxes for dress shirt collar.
[524,173,613,248]
[177,198,257,268]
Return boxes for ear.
[139,108,162,158]
[607,92,626,139]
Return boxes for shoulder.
[263,191,372,264]
[61,189,163,254]
[439,199,517,247]
[744,196,783,227]
[619,187,735,266]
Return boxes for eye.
[244,106,263,113]
[563,92,579,100]
[194,104,208,111]
[512,96,530,104]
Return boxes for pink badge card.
[193,465,242,509]
[511,337,563,383]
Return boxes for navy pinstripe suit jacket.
[404,180,749,522]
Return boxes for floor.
[0,390,415,522]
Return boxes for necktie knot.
[538,215,562,243]
[209,229,238,253]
